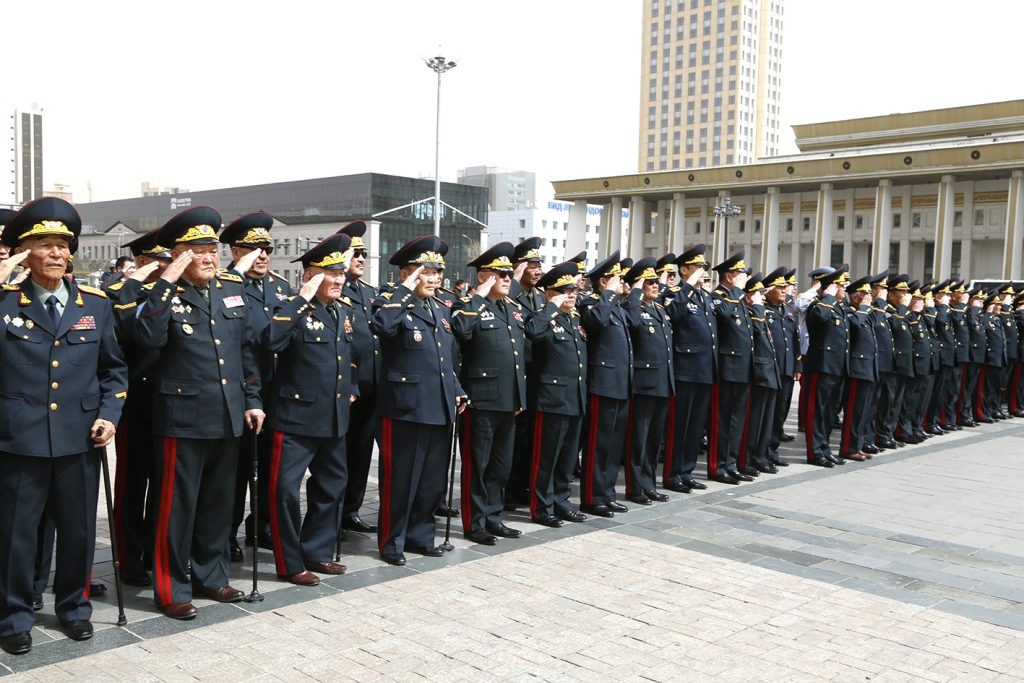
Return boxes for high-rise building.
[4,104,45,205]
[458,166,536,210]
[638,0,783,173]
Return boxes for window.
[695,221,701,234]
[738,219,745,233]
[912,212,921,228]
[754,219,761,233]
[519,219,526,229]
[975,208,985,226]
[953,210,962,227]
[888,241,900,271]
[802,217,811,231]
[893,213,901,228]
[836,215,845,231]
[830,244,844,264]
[855,214,864,230]
[786,218,793,232]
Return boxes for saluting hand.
[606,274,621,294]
[129,261,160,282]
[513,260,528,281]
[824,283,839,297]
[685,267,703,286]
[550,292,569,310]
[751,290,765,306]
[0,250,29,283]
[299,273,325,302]
[234,248,263,275]
[402,265,425,291]
[475,275,496,299]
[161,250,194,284]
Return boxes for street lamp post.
[425,55,457,237]
[713,196,743,261]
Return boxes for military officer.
[452,242,527,545]
[622,258,673,504]
[1012,294,1024,416]
[794,266,834,433]
[0,198,127,654]
[877,275,914,448]
[655,253,679,291]
[742,275,780,473]
[569,250,588,285]
[803,265,850,467]
[982,293,1008,420]
[109,229,173,587]
[709,251,755,483]
[1000,284,1019,415]
[965,288,990,423]
[524,262,589,526]
[949,282,973,426]
[219,211,292,559]
[335,221,381,535]
[660,244,715,492]
[839,276,878,461]
[262,233,356,585]
[900,284,932,443]
[578,251,641,517]
[132,206,264,620]
[762,267,794,467]
[864,271,892,452]
[929,281,959,432]
[373,236,468,566]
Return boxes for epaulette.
[142,282,156,290]
[870,306,887,313]
[590,292,599,299]
[460,296,472,303]
[570,309,580,317]
[269,270,288,282]
[668,285,681,293]
[723,297,739,304]
[751,316,765,322]
[216,271,244,283]
[78,284,108,298]
[1,283,19,291]
[107,281,125,292]
[504,296,522,309]
[358,278,374,288]
[381,291,394,300]
[339,296,353,307]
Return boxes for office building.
[4,104,45,205]
[639,0,784,172]
[458,166,537,210]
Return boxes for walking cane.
[439,419,459,552]
[98,446,127,626]
[244,428,264,603]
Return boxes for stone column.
[365,219,382,286]
[871,180,892,272]
[603,197,624,258]
[761,186,781,273]
[899,237,911,274]
[670,192,687,253]
[566,199,588,258]
[812,183,833,267]
[1003,170,1024,279]
[934,175,955,280]
[960,238,973,280]
[628,195,647,256]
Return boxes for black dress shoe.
[406,545,445,557]
[664,481,691,493]
[727,469,754,482]
[464,530,497,546]
[381,552,406,566]
[532,514,564,527]
[485,522,522,538]
[580,504,614,518]
[877,439,898,450]
[903,434,924,444]
[978,416,995,424]
[121,569,153,587]
[1,632,31,655]
[713,473,740,485]
[643,489,669,502]
[627,493,652,505]
[32,598,43,611]
[434,504,460,517]
[962,419,978,427]
[740,466,760,478]
[342,516,377,533]
[925,426,944,436]
[811,457,835,468]
[825,454,845,465]
[229,539,244,563]
[754,464,779,474]
[862,444,880,455]
[606,501,629,513]
[771,459,790,467]
[682,478,708,490]
[90,581,107,596]
[556,509,587,523]
[780,432,796,442]
[63,620,93,641]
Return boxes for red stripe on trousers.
[529,411,544,519]
[154,437,178,607]
[267,430,287,577]
[623,400,635,493]
[738,387,752,470]
[976,367,987,420]
[377,418,393,554]
[1010,363,1022,413]
[583,395,600,504]
[460,411,472,533]
[662,396,676,487]
[840,378,858,455]
[112,421,128,569]
[707,383,720,476]
[84,571,91,601]
[804,373,819,463]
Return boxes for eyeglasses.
[494,272,513,280]
[352,249,368,258]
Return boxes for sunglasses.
[352,249,368,258]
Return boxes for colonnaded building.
[554,99,1024,283]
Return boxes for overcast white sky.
[4,0,1022,203]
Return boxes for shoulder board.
[590,293,599,299]
[655,302,665,309]
[870,306,887,313]
[504,296,522,309]
[107,281,125,292]
[460,296,472,303]
[1,283,19,291]
[269,270,288,281]
[381,291,394,300]
[339,296,353,307]
[78,284,108,298]
[142,282,156,290]
[570,310,580,317]
[436,286,453,294]
[216,271,244,283]
[668,285,681,293]
[358,278,374,288]
[723,297,739,304]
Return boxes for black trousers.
[899,375,926,436]
[0,451,99,636]
[580,395,628,507]
[711,380,749,475]
[460,409,515,533]
[928,366,953,428]
[840,378,875,455]
[529,411,582,519]
[376,418,449,556]
[745,385,777,469]
[626,395,668,495]
[876,372,907,442]
[664,381,711,484]
[1011,362,1024,414]
[984,364,1007,417]
[152,436,238,607]
[804,372,843,461]
[965,363,984,420]
[767,375,794,462]
[267,430,347,577]
[342,388,377,520]
[113,411,156,574]
[944,364,963,426]
[505,411,533,505]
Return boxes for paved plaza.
[4,413,1024,680]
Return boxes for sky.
[3,0,1023,204]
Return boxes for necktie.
[255,280,264,294]
[328,303,338,321]
[196,285,210,304]
[46,295,60,328]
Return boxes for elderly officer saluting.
[452,242,527,545]
[262,233,356,585]
[373,236,468,566]
[132,206,264,620]
[219,212,291,560]
[0,198,127,654]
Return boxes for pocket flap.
[387,371,420,384]
[467,367,498,379]
[540,375,567,385]
[81,393,100,410]
[159,380,201,396]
